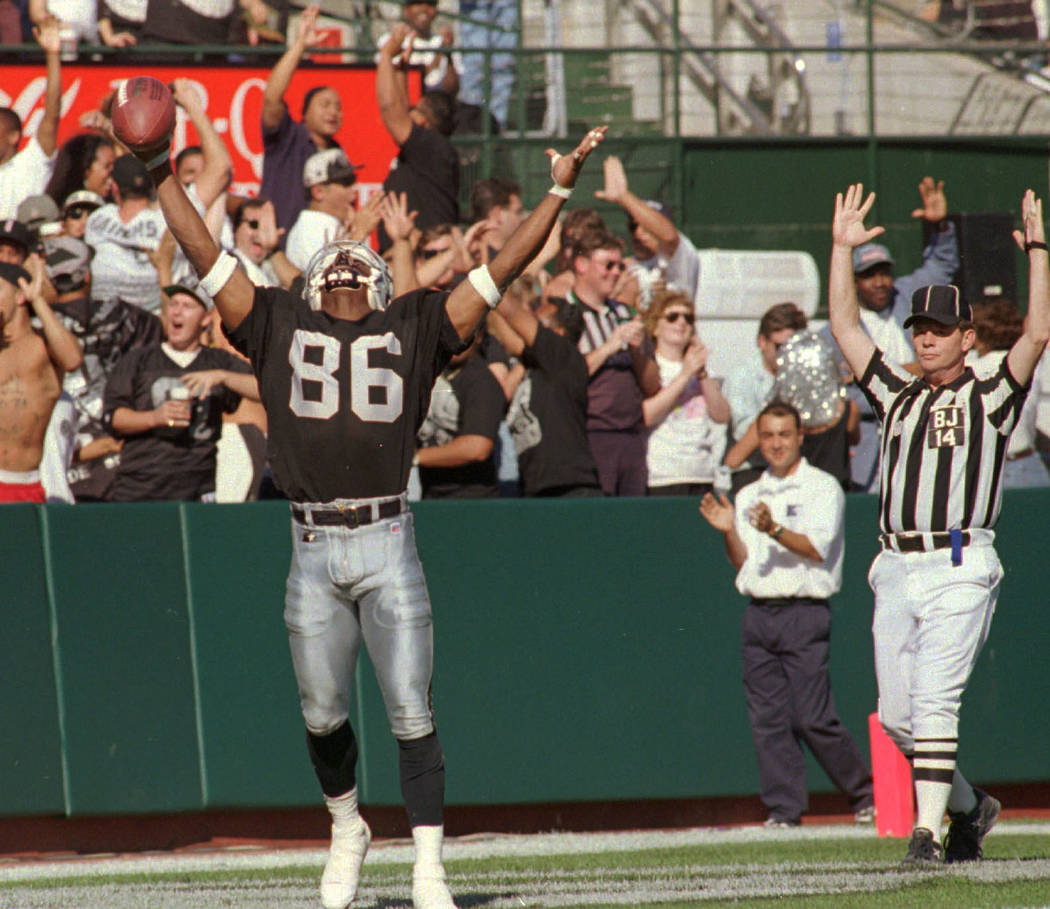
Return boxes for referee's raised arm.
[828,184,882,380]
[1007,189,1050,387]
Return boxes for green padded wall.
[180,503,318,808]
[45,504,203,815]
[0,506,65,815]
[2,489,1048,818]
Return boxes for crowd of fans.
[3,2,1050,505]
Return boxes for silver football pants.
[284,506,435,741]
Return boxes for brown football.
[111,77,175,151]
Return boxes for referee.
[828,185,1050,866]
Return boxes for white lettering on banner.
[2,78,81,139]
[230,78,266,179]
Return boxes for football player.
[130,118,606,908]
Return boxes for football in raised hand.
[111,77,175,152]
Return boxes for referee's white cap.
[903,284,971,329]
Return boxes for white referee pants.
[869,539,1002,753]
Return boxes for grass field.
[4,822,1050,908]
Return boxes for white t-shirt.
[46,0,99,40]
[232,247,280,288]
[646,353,726,486]
[634,231,701,305]
[85,203,166,313]
[285,209,341,272]
[860,306,915,367]
[732,457,844,600]
[0,138,55,221]
[40,392,76,504]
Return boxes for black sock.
[307,720,358,797]
[398,731,445,827]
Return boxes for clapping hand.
[699,491,735,534]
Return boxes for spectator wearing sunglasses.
[567,229,659,496]
[722,302,809,493]
[231,198,299,289]
[61,189,104,240]
[643,289,729,496]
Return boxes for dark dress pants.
[741,599,873,823]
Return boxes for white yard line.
[3,820,1050,883]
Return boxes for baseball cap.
[16,194,60,229]
[164,283,213,310]
[903,284,971,329]
[0,262,30,288]
[0,218,31,254]
[852,242,895,274]
[303,148,362,188]
[112,154,150,194]
[44,235,93,292]
[62,189,105,216]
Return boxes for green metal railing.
[6,1,1049,224]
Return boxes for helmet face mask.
[302,241,393,313]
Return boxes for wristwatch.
[769,523,785,541]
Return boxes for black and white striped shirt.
[569,292,635,355]
[858,349,1029,533]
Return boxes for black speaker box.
[945,212,1018,305]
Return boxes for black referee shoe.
[944,788,1001,863]
[901,827,944,867]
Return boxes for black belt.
[880,531,971,553]
[291,498,404,528]
[750,597,829,607]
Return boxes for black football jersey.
[103,344,251,502]
[227,285,464,502]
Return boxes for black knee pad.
[398,730,445,827]
[307,720,359,797]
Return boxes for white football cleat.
[412,863,458,909]
[320,818,371,909]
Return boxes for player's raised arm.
[104,80,255,334]
[1007,189,1050,386]
[142,151,255,332]
[445,126,607,340]
[828,184,881,379]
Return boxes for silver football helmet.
[302,240,393,313]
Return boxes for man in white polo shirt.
[699,399,874,828]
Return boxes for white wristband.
[548,184,573,199]
[468,265,502,309]
[199,251,237,298]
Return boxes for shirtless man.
[0,263,83,503]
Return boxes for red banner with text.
[0,63,421,196]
